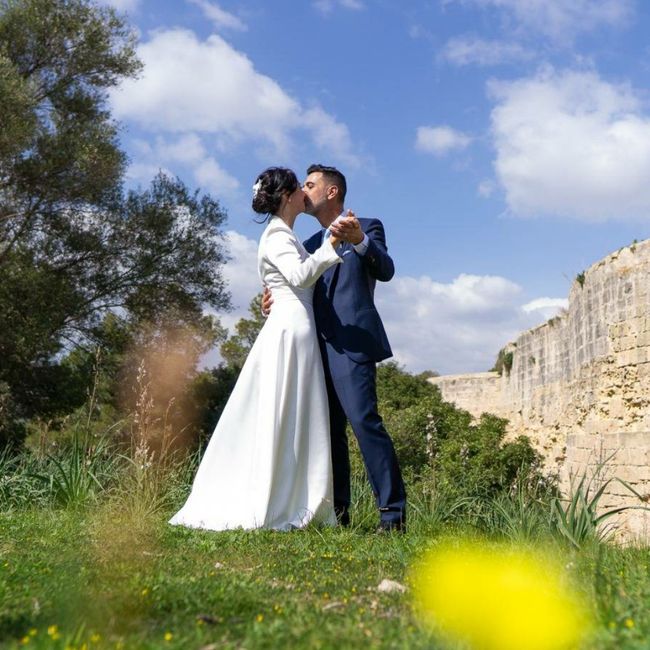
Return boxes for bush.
[375,363,546,498]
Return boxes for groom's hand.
[261,286,273,316]
[329,210,363,245]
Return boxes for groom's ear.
[327,185,339,202]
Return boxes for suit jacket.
[304,217,394,364]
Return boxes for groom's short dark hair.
[307,163,347,205]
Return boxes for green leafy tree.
[219,294,265,369]
[0,0,232,445]
[373,363,544,495]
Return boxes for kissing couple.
[170,164,406,533]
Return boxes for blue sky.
[106,0,650,374]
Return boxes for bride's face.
[284,185,306,216]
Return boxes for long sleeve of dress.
[265,226,341,289]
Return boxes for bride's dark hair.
[252,167,299,220]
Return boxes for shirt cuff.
[353,233,369,255]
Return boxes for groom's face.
[302,172,330,216]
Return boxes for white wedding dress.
[170,216,340,531]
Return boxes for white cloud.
[111,29,359,166]
[489,67,650,220]
[126,133,239,196]
[377,273,565,374]
[302,106,358,168]
[201,230,261,368]
[219,230,262,329]
[105,0,140,12]
[415,126,472,156]
[454,0,633,42]
[521,297,568,320]
[188,0,247,31]
[441,36,532,66]
[478,179,496,197]
[313,0,364,14]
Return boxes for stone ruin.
[429,239,650,540]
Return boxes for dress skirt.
[169,294,336,531]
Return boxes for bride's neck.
[277,202,297,229]
[277,214,296,229]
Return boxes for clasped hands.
[329,210,363,246]
[261,210,363,316]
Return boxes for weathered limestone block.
[429,239,650,540]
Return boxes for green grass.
[2,466,650,649]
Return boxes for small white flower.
[252,180,262,198]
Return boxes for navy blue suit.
[303,217,406,525]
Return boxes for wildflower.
[47,626,58,637]
[28,630,37,637]
[20,637,30,645]
[625,618,635,629]
[141,588,149,597]
[164,632,173,642]
[412,541,591,650]
[256,614,264,623]
[90,633,101,642]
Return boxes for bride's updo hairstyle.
[252,167,300,221]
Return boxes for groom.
[297,163,406,532]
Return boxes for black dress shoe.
[376,520,406,534]
[335,506,350,527]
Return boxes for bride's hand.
[329,235,341,247]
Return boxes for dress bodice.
[257,216,340,304]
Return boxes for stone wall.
[429,239,650,539]
[563,432,650,540]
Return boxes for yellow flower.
[141,588,149,597]
[256,614,264,623]
[47,625,58,637]
[28,629,37,637]
[20,637,30,646]
[90,633,101,642]
[411,541,591,650]
[625,618,635,629]
[164,631,173,642]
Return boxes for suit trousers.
[319,338,406,525]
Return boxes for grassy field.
[2,464,650,650]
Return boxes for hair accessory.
[252,180,262,198]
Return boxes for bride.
[170,167,346,531]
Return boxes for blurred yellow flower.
[625,618,635,629]
[47,626,58,637]
[164,632,173,642]
[256,614,264,623]
[411,541,591,650]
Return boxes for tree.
[0,1,232,445]
[219,294,266,369]
[373,363,544,494]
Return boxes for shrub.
[375,364,546,499]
